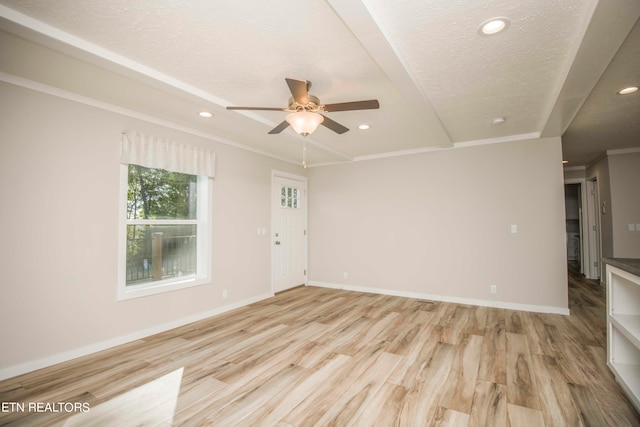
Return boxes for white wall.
[307,137,569,313]
[0,81,303,376]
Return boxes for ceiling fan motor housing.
[288,95,323,112]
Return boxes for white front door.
[272,173,307,293]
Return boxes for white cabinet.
[607,262,640,412]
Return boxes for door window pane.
[281,185,301,209]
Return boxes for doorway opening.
[564,183,582,272]
[564,178,601,280]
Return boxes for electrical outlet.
[490,285,497,294]
[343,272,348,279]
[222,289,228,299]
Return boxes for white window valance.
[120,132,215,178]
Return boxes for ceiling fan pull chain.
[302,141,307,169]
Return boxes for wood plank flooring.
[1,270,639,426]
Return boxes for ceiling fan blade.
[320,115,349,134]
[226,106,287,111]
[268,120,290,134]
[285,78,309,105]
[323,99,380,112]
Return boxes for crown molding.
[0,71,301,167]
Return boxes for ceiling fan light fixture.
[286,111,324,136]
[617,86,638,95]
[198,111,213,118]
[479,17,510,35]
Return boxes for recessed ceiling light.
[198,111,213,118]
[562,160,569,164]
[479,17,510,35]
[617,86,638,95]
[358,124,370,130]
[492,117,505,125]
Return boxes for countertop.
[604,258,640,277]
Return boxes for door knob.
[275,241,281,245]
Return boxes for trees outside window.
[118,164,210,300]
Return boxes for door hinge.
[304,269,307,276]
[304,229,307,236]
[594,261,598,267]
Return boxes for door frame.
[565,178,589,275]
[271,170,308,293]
[585,178,602,280]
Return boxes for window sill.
[117,276,210,301]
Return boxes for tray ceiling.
[0,0,638,167]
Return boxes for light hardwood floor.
[1,270,639,426]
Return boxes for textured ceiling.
[562,18,640,165]
[0,0,638,167]
[366,0,592,142]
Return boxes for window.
[118,132,214,300]
[281,185,301,209]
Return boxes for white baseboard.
[0,292,273,381]
[308,281,570,315]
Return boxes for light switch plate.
[511,224,518,233]
[630,224,636,231]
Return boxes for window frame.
[117,164,211,300]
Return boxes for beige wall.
[0,82,303,373]
[563,168,586,181]
[307,137,569,312]
[609,152,640,257]
[0,79,572,377]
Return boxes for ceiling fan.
[226,78,380,136]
